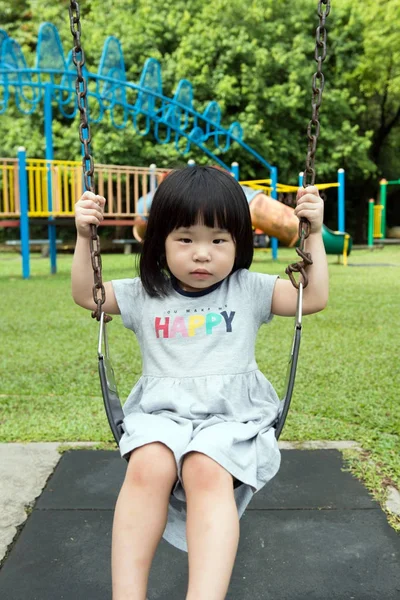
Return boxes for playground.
[1,1,400,598]
[0,19,359,278]
[1,246,400,598]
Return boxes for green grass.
[1,246,399,529]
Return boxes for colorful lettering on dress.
[155,316,170,338]
[153,311,235,338]
[170,316,188,338]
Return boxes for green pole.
[368,199,374,248]
[380,179,387,239]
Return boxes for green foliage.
[0,0,399,236]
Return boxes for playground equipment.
[0,20,287,271]
[0,0,333,275]
[0,153,171,277]
[125,165,353,260]
[242,167,352,262]
[322,225,352,260]
[0,154,352,274]
[368,177,400,247]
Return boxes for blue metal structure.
[17,147,29,279]
[337,168,345,232]
[0,22,280,258]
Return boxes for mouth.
[190,270,213,279]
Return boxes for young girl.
[72,166,328,600]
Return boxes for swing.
[68,0,330,446]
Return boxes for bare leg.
[112,443,178,600]
[183,453,240,600]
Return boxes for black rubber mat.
[1,449,399,599]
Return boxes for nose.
[193,244,211,262]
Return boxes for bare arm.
[71,192,120,314]
[271,186,329,316]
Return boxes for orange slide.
[133,192,300,247]
[248,193,299,247]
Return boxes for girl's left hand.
[294,186,324,234]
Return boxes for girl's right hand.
[75,191,106,237]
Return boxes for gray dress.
[112,269,281,552]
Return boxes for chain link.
[69,1,111,322]
[285,0,330,289]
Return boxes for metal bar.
[18,146,30,279]
[9,165,15,212]
[368,199,374,248]
[231,161,239,181]
[380,179,387,238]
[63,165,69,213]
[270,165,278,260]
[337,168,345,232]
[2,162,9,213]
[44,82,57,274]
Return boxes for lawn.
[1,245,399,529]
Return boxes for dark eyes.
[178,238,226,244]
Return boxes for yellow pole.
[71,166,76,213]
[3,164,9,213]
[9,165,15,212]
[56,166,62,213]
[373,205,383,238]
[63,165,69,214]
[28,166,34,214]
[343,234,349,266]
[35,165,42,214]
[42,167,48,215]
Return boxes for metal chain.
[69,1,111,322]
[285,0,331,289]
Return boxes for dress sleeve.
[240,270,279,325]
[111,278,145,332]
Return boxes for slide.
[248,193,299,246]
[321,224,353,256]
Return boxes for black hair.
[139,165,254,297]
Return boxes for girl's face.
[165,221,236,292]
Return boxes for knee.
[125,442,177,489]
[182,452,234,493]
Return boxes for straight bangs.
[164,170,237,234]
[140,166,254,297]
